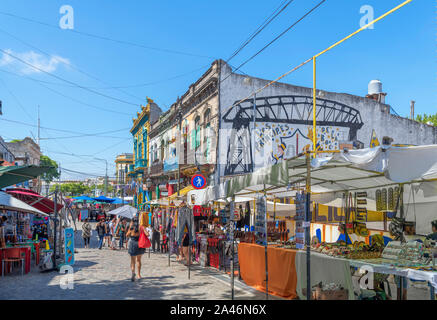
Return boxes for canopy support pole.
[230,196,235,300]
[305,153,312,300]
[53,186,58,270]
[263,186,269,300]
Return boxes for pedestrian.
[126,216,148,281]
[82,218,92,248]
[151,209,161,252]
[104,217,112,247]
[96,218,106,250]
[181,231,190,266]
[109,217,117,250]
[116,219,128,250]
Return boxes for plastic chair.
[2,248,24,277]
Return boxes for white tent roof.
[0,191,47,216]
[223,145,437,198]
[107,205,137,219]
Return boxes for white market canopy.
[223,145,437,198]
[107,205,137,219]
[0,191,47,216]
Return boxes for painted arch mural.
[221,95,364,176]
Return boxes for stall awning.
[0,191,47,216]
[0,165,53,189]
[93,196,115,203]
[5,188,64,214]
[223,145,437,198]
[168,185,194,200]
[107,205,137,219]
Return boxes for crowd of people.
[78,201,199,282]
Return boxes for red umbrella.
[5,188,63,214]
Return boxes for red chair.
[2,248,25,277]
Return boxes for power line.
[226,0,294,63]
[0,10,216,60]
[0,77,35,122]
[0,68,134,116]
[91,138,132,157]
[222,0,327,83]
[0,26,148,103]
[0,48,139,107]
[0,118,131,137]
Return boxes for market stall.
[0,191,48,276]
[218,145,437,300]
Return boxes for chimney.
[410,100,415,120]
[366,80,387,104]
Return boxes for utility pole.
[105,160,108,196]
[37,105,40,146]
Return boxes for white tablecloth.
[295,251,355,300]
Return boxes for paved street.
[0,222,276,300]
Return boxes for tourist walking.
[109,217,117,250]
[104,217,112,247]
[126,216,148,281]
[151,209,161,252]
[116,219,128,250]
[96,218,107,250]
[82,218,92,248]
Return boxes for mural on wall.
[221,95,364,176]
[370,129,380,148]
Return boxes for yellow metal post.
[312,57,317,156]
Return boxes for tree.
[50,182,91,196]
[97,184,113,194]
[40,155,60,183]
[416,113,437,126]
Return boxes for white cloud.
[0,49,70,74]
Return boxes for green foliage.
[9,139,22,143]
[40,155,60,183]
[97,184,113,193]
[416,113,437,126]
[50,182,92,196]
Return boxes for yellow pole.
[314,0,413,59]
[312,57,317,156]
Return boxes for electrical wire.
[0,118,131,138]
[0,26,148,102]
[0,68,134,116]
[226,0,294,63]
[0,10,216,60]
[222,0,326,83]
[0,48,139,107]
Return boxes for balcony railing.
[135,159,147,169]
[150,161,163,176]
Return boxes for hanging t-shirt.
[193,205,202,217]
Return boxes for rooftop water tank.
[368,80,383,95]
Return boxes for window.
[160,140,165,161]
[194,115,201,149]
[203,109,211,160]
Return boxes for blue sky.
[0,0,434,180]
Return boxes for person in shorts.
[126,216,148,281]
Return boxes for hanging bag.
[139,226,151,249]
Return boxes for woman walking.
[126,216,148,281]
[82,218,92,248]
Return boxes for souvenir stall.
[214,145,437,300]
[0,191,48,275]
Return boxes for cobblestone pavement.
[0,222,277,300]
[0,221,431,300]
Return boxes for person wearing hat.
[426,220,437,241]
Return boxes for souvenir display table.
[0,246,31,275]
[238,242,437,300]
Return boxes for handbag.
[139,226,151,249]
